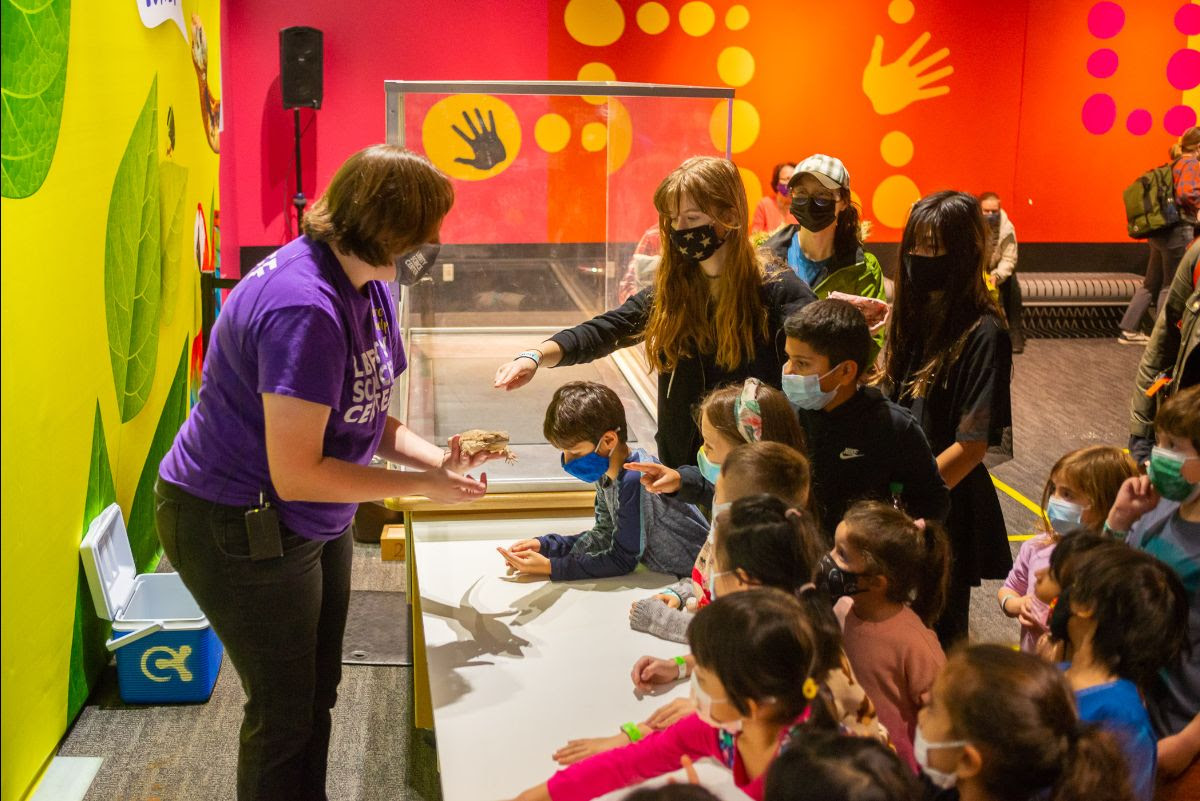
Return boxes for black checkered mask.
[668,223,724,262]
[395,243,441,286]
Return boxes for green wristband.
[674,655,688,679]
[621,722,643,743]
[1102,521,1127,538]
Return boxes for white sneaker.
[1118,330,1150,345]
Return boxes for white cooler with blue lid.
[80,503,222,703]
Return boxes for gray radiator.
[1015,272,1143,338]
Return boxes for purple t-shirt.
[159,236,404,538]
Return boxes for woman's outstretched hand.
[494,358,537,391]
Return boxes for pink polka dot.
[1167,49,1200,90]
[1087,2,1125,38]
[1082,93,1117,134]
[1177,3,1200,35]
[1165,105,1198,136]
[1087,48,1119,78]
[1127,109,1152,135]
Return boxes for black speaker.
[280,26,323,110]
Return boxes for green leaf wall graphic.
[127,339,189,568]
[159,161,189,327]
[105,79,161,422]
[66,404,116,723]
[0,0,71,198]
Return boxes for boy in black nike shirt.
[782,299,950,534]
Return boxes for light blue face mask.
[781,367,838,410]
[697,446,721,484]
[1045,495,1085,534]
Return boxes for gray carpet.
[55,337,1145,799]
[58,542,443,801]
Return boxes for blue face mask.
[561,442,611,483]
[1045,495,1084,534]
[697,446,721,484]
[781,367,838,410]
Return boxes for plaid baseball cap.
[788,154,850,191]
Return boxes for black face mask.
[1048,588,1072,644]
[395,243,441,286]
[815,553,866,599]
[903,253,951,294]
[790,196,837,232]
[670,223,725,262]
[985,211,1001,229]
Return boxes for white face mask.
[690,673,743,734]
[913,725,967,789]
[707,569,733,601]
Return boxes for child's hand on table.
[625,461,682,494]
[629,593,681,616]
[631,655,685,692]
[510,538,541,553]
[553,733,632,765]
[643,697,697,730]
[497,546,551,576]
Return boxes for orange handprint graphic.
[862,32,954,115]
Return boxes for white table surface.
[412,514,751,801]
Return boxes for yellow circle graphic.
[422,95,522,181]
[578,62,616,105]
[726,5,750,30]
[564,0,626,47]
[535,113,571,153]
[709,99,760,154]
[582,121,608,152]
[606,99,633,173]
[679,1,715,36]
[872,174,922,229]
[880,131,914,167]
[717,46,755,87]
[637,2,670,34]
[738,166,762,214]
[888,0,915,24]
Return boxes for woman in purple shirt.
[156,145,492,800]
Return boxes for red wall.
[221,0,1196,271]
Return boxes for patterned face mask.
[669,223,725,261]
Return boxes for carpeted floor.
[56,336,1145,800]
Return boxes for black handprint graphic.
[452,108,507,170]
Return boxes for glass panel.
[389,84,731,491]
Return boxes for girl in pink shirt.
[821,501,950,771]
[997,446,1135,653]
[509,588,835,801]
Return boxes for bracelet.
[660,588,683,606]
[515,349,542,367]
[1102,521,1127,538]
[674,655,688,680]
[620,722,643,743]
[1000,595,1013,615]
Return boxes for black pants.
[998,275,1025,350]
[155,479,353,801]
[1121,223,1196,332]
[934,572,972,649]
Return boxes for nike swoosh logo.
[839,448,863,460]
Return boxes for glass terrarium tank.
[386,80,734,492]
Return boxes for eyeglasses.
[790,190,836,208]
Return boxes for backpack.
[1124,162,1180,239]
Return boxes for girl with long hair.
[881,190,1013,647]
[495,157,814,469]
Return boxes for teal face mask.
[1148,446,1200,502]
[697,446,721,484]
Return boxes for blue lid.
[79,503,137,621]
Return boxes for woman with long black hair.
[881,190,1014,646]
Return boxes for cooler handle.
[106,621,164,652]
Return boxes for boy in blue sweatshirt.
[499,381,709,581]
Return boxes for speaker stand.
[292,107,308,231]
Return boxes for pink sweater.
[1002,534,1056,653]
[546,712,797,801]
[836,598,945,772]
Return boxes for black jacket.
[797,386,950,535]
[549,272,815,468]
